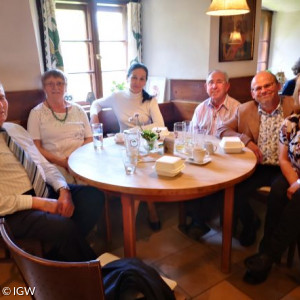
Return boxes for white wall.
[142,0,211,80]
[0,0,42,91]
[142,0,262,99]
[208,4,261,78]
[268,10,300,80]
[1,0,299,95]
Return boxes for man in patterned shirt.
[217,71,295,247]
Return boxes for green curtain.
[41,0,64,70]
[127,1,142,65]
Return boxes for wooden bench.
[97,100,200,136]
[6,89,45,128]
[98,76,253,136]
[170,76,253,103]
[6,76,253,134]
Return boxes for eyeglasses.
[252,82,275,93]
[44,82,65,88]
[207,80,226,86]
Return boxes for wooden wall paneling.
[172,100,199,122]
[6,89,45,128]
[228,76,253,103]
[170,76,254,104]
[170,79,207,102]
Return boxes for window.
[97,5,127,96]
[257,10,273,72]
[55,1,128,103]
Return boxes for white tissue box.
[155,156,185,176]
[219,137,244,153]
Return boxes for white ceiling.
[262,0,300,12]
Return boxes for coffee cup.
[192,147,207,163]
[204,141,217,155]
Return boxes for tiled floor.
[1,197,300,299]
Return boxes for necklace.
[46,100,68,123]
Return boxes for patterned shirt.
[280,113,300,174]
[191,95,240,136]
[257,102,284,165]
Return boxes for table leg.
[221,186,234,273]
[121,194,136,257]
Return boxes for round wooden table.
[68,136,256,273]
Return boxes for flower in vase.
[128,113,158,145]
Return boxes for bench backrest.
[170,76,253,103]
[98,100,199,136]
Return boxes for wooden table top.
[68,136,257,202]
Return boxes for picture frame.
[146,76,166,103]
[219,0,256,62]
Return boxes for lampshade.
[206,0,250,16]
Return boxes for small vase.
[144,139,157,153]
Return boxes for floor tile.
[227,264,299,300]
[192,281,252,300]
[136,227,194,264]
[0,262,31,299]
[281,286,300,300]
[151,243,240,298]
[2,196,300,300]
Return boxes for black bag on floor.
[102,258,176,300]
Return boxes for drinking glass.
[123,129,140,156]
[173,122,186,154]
[194,123,211,147]
[184,120,194,157]
[91,123,103,150]
[121,149,138,175]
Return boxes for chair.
[0,223,43,264]
[0,233,11,262]
[97,108,120,137]
[0,219,105,300]
[1,219,182,299]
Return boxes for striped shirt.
[0,122,67,216]
[191,95,240,136]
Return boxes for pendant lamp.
[206,0,250,16]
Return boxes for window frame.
[257,10,273,72]
[55,0,128,105]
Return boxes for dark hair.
[127,63,153,103]
[41,69,67,86]
[292,58,300,76]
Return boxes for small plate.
[186,157,212,165]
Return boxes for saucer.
[186,157,212,165]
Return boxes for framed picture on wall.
[146,76,166,103]
[219,0,256,62]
